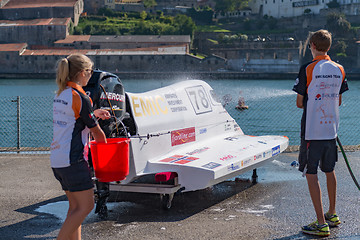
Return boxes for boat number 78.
[186,85,212,114]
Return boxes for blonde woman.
[50,54,110,240]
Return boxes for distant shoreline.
[1,72,360,80]
[0,72,298,80]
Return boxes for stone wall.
[0,0,83,26]
[0,20,70,46]
[228,58,300,72]
[87,41,188,50]
[114,3,145,12]
[211,47,299,61]
[83,0,104,14]
[0,51,21,71]
[0,52,225,74]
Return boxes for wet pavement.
[0,151,359,240]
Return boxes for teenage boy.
[292,29,349,237]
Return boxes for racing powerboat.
[84,71,289,216]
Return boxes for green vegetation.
[207,39,219,44]
[217,33,248,44]
[214,0,249,14]
[143,0,157,9]
[304,8,312,14]
[76,8,196,36]
[327,0,340,8]
[77,5,298,36]
[326,12,352,37]
[336,52,347,57]
[190,53,207,59]
[187,7,214,24]
[196,25,231,32]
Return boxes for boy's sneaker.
[302,220,330,237]
[325,212,341,227]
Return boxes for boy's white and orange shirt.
[293,55,349,140]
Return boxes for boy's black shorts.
[298,138,338,174]
[52,160,94,192]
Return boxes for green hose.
[336,137,360,191]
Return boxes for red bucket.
[90,138,130,182]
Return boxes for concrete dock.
[0,151,359,240]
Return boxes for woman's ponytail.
[55,54,93,96]
[55,58,70,96]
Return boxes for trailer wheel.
[161,193,173,210]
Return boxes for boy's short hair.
[309,29,332,52]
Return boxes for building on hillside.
[250,0,360,18]
[104,0,145,12]
[0,43,226,74]
[54,35,92,48]
[213,8,252,19]
[55,35,191,52]
[0,0,83,26]
[114,2,145,12]
[83,0,104,14]
[104,0,198,13]
[197,0,216,9]
[249,0,328,18]
[156,0,198,8]
[0,43,27,71]
[0,18,72,46]
[332,2,360,15]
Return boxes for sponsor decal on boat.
[164,92,188,113]
[131,95,168,117]
[100,92,125,102]
[263,150,272,158]
[159,155,199,164]
[171,127,196,146]
[185,85,212,115]
[272,145,280,156]
[243,157,252,166]
[220,154,236,161]
[186,147,210,155]
[202,162,222,169]
[224,136,240,141]
[228,162,241,172]
[238,144,255,152]
[224,123,232,131]
[199,128,207,134]
[254,154,262,161]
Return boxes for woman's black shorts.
[52,160,93,192]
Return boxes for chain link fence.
[0,94,359,153]
[0,96,53,152]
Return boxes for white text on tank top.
[305,60,342,140]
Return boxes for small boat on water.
[235,104,249,110]
[235,95,249,110]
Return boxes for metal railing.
[0,95,359,153]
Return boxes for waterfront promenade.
[0,151,359,239]
[2,71,360,81]
[0,71,298,80]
